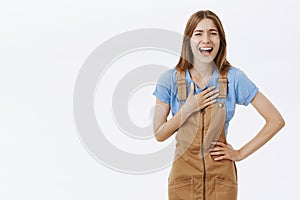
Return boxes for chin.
[197,57,214,64]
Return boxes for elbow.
[153,124,168,142]
[278,117,285,130]
[276,114,285,130]
[269,116,285,131]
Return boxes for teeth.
[200,47,213,51]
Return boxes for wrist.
[237,148,246,161]
[178,104,193,125]
[181,103,193,116]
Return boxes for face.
[190,18,220,64]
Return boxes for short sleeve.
[152,70,172,104]
[234,69,259,106]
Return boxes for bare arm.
[152,98,183,142]
[238,91,285,159]
[153,83,219,142]
[210,91,285,161]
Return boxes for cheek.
[213,41,220,53]
[190,38,198,47]
[214,44,220,53]
[189,40,198,52]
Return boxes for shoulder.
[227,66,251,83]
[153,68,177,103]
[156,68,177,87]
[159,68,176,78]
[227,66,258,105]
[227,66,242,78]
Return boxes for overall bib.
[168,69,238,200]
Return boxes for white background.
[1,0,299,199]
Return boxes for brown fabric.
[177,70,187,102]
[168,69,237,200]
[217,76,228,99]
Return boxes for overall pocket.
[168,178,194,200]
[215,178,237,200]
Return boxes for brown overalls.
[168,69,238,200]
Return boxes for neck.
[190,62,214,80]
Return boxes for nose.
[201,33,210,44]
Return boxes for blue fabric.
[152,66,259,135]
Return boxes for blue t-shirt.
[152,66,259,135]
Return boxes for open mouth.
[198,47,213,54]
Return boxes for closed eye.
[194,32,218,36]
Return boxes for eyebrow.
[194,29,218,32]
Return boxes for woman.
[152,10,285,200]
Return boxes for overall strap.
[176,69,187,105]
[176,69,227,102]
[218,72,228,98]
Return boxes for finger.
[227,143,233,148]
[209,147,224,152]
[203,89,219,99]
[209,92,220,100]
[214,156,225,161]
[188,82,194,97]
[214,155,227,161]
[201,99,217,108]
[203,97,211,104]
[210,151,225,155]
[207,85,216,91]
[198,85,216,97]
[213,142,226,147]
[202,93,220,104]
